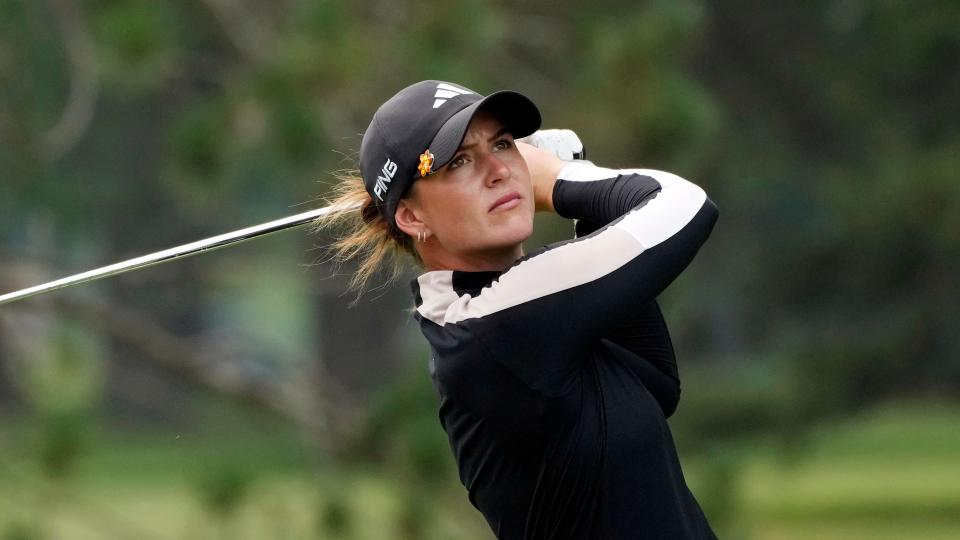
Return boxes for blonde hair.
[313,171,419,296]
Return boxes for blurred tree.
[0,0,956,503]
[0,1,959,538]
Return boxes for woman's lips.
[490,191,521,212]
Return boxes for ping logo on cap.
[373,157,398,201]
[433,83,473,108]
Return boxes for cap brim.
[426,90,542,172]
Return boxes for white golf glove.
[518,129,586,161]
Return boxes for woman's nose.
[484,153,510,187]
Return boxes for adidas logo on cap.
[432,83,474,108]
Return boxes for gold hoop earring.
[417,230,424,243]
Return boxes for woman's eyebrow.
[458,127,511,151]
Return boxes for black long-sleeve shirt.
[411,162,719,539]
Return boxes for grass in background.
[686,401,960,539]
[1,401,959,539]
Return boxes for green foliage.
[1,0,959,535]
[0,402,956,538]
[194,460,255,517]
[693,444,744,533]
[1,521,42,540]
[91,0,181,91]
[18,323,103,411]
[37,409,91,479]
[93,1,174,68]
[318,491,352,536]
[5,322,104,479]
[273,99,320,163]
[169,100,227,179]
[353,361,454,486]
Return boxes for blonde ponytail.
[313,171,418,297]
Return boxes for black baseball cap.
[360,80,541,227]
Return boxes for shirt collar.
[410,269,503,308]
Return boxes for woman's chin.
[494,220,534,248]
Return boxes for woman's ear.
[394,198,426,239]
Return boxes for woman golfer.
[320,80,719,539]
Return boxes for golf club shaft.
[0,203,359,306]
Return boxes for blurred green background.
[1,0,958,538]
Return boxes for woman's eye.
[449,155,467,169]
[494,139,512,151]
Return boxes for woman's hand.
[516,141,566,213]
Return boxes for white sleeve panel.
[612,169,707,246]
[417,227,642,326]
[556,161,620,182]
[416,166,708,327]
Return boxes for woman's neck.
[420,243,524,273]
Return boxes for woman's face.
[402,110,535,269]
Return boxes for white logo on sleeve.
[433,83,473,108]
[373,157,398,201]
